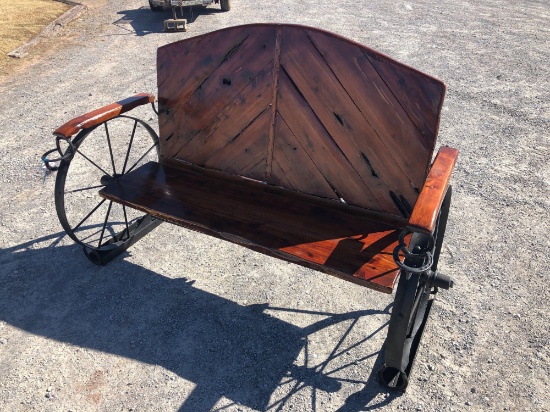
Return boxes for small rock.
[0,338,7,344]
[470,387,476,393]
[428,364,435,371]
[465,401,471,406]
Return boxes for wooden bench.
[47,24,458,390]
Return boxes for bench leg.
[378,271,436,390]
[379,187,453,391]
[83,214,162,265]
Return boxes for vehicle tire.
[149,0,163,11]
[220,0,231,11]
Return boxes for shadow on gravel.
[114,6,224,36]
[0,233,401,411]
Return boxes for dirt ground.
[0,0,70,75]
[0,0,548,411]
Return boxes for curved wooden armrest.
[407,146,459,234]
[53,93,155,138]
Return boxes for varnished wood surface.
[156,24,446,217]
[408,146,459,234]
[53,93,154,138]
[100,161,408,293]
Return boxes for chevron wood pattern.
[157,24,445,216]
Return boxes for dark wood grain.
[159,27,277,162]
[155,24,448,216]
[53,93,154,138]
[269,113,339,199]
[100,161,407,293]
[274,73,383,210]
[363,48,446,145]
[306,29,433,189]
[408,146,459,234]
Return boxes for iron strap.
[41,136,75,171]
[392,229,434,274]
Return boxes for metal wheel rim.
[54,115,159,251]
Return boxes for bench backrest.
[156,24,445,217]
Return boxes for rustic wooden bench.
[46,24,458,390]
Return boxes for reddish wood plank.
[157,36,203,89]
[203,109,271,180]
[270,113,339,199]
[408,146,458,234]
[306,29,433,189]
[53,94,154,138]
[100,161,406,292]
[162,64,274,163]
[279,27,418,214]
[275,70,387,212]
[160,27,278,157]
[157,28,252,130]
[364,48,445,144]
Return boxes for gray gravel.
[0,0,549,410]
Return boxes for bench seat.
[100,160,408,293]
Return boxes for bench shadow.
[0,232,400,410]
[114,6,224,36]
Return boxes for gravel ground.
[0,0,548,411]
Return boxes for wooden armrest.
[407,146,459,234]
[53,93,155,138]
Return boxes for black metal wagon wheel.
[54,115,162,265]
[379,187,453,390]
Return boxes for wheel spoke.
[126,142,158,174]
[64,184,105,194]
[122,120,138,175]
[76,149,111,176]
[123,205,130,240]
[105,122,117,175]
[73,198,107,231]
[98,200,113,248]
[57,116,159,251]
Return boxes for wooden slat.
[202,109,271,180]
[161,65,274,163]
[157,29,251,129]
[100,161,406,293]
[275,70,384,211]
[269,113,339,199]
[160,26,278,158]
[306,29,434,189]
[157,36,203,90]
[279,27,418,214]
[408,146,458,234]
[363,48,445,145]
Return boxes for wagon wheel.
[220,0,231,11]
[54,115,161,264]
[379,187,453,390]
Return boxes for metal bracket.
[83,215,162,265]
[378,187,454,391]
